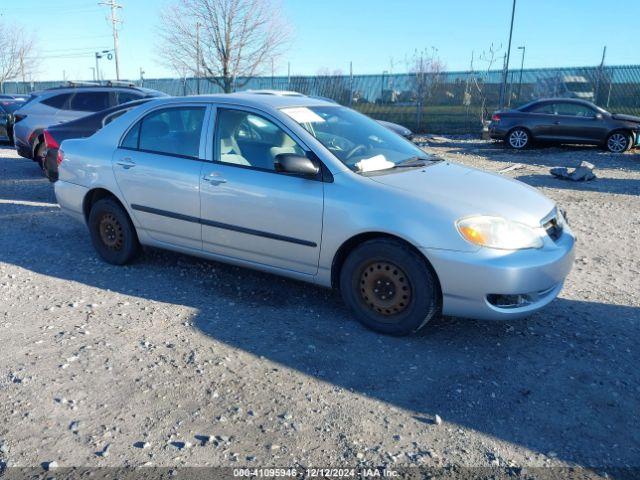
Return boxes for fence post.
[349,61,353,107]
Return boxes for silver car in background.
[55,93,575,335]
[12,83,166,166]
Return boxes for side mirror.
[595,113,603,120]
[274,153,320,177]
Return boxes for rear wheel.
[507,128,530,149]
[339,239,440,336]
[34,142,46,171]
[605,131,631,153]
[88,198,140,265]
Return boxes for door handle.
[553,121,561,125]
[202,172,227,185]
[116,157,136,169]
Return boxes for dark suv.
[12,82,167,164]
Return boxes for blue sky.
[1,0,638,81]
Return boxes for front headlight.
[456,216,544,250]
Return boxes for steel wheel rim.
[99,213,124,251]
[359,261,412,317]
[608,133,627,153]
[509,130,528,148]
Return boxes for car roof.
[145,91,338,109]
[32,83,165,97]
[530,98,597,106]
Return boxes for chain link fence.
[4,64,640,134]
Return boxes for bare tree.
[407,47,445,131]
[0,21,37,93]
[158,0,291,93]
[315,68,350,104]
[468,43,502,124]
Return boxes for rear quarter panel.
[56,100,170,227]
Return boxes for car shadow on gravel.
[515,174,640,196]
[1,199,639,468]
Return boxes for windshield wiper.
[393,156,430,168]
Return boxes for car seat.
[219,112,250,166]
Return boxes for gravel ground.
[0,140,638,473]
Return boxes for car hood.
[368,161,556,226]
[611,113,640,124]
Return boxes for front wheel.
[88,198,140,265]
[507,128,530,149]
[605,131,631,153]
[339,239,441,336]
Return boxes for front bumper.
[422,229,575,320]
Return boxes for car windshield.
[281,105,432,172]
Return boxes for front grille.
[542,209,563,241]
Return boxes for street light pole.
[499,0,517,109]
[95,52,102,82]
[517,46,526,102]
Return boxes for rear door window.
[529,103,556,114]
[123,107,206,158]
[68,92,110,112]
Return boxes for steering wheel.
[345,144,367,160]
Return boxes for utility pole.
[139,67,145,87]
[516,46,525,102]
[99,0,122,80]
[287,62,290,90]
[499,0,517,109]
[196,22,201,95]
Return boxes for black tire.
[88,198,140,265]
[605,131,632,153]
[339,239,440,336]
[506,127,530,149]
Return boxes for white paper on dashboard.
[281,107,325,124]
[354,155,395,172]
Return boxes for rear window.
[116,92,143,104]
[41,94,70,109]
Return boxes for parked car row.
[50,91,575,336]
[0,97,27,144]
[490,98,640,153]
[10,82,167,167]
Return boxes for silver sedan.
[55,93,575,335]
